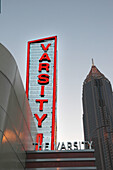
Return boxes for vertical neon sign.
[26,36,57,150]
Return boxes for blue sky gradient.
[0,0,113,143]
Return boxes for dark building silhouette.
[82,60,113,170]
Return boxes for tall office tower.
[82,60,113,170]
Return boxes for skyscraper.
[82,60,113,170]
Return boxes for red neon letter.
[38,63,50,72]
[40,86,45,97]
[38,74,49,85]
[39,53,51,62]
[35,99,48,111]
[41,43,51,51]
[35,133,43,151]
[34,114,47,127]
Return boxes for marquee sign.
[26,36,57,150]
[33,141,93,151]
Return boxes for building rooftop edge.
[84,64,108,83]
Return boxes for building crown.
[85,60,107,83]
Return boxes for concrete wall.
[0,43,36,169]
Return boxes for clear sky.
[0,0,113,143]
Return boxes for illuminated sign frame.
[26,36,57,150]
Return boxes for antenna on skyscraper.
[92,58,94,66]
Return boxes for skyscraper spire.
[92,58,94,66]
[84,60,107,83]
